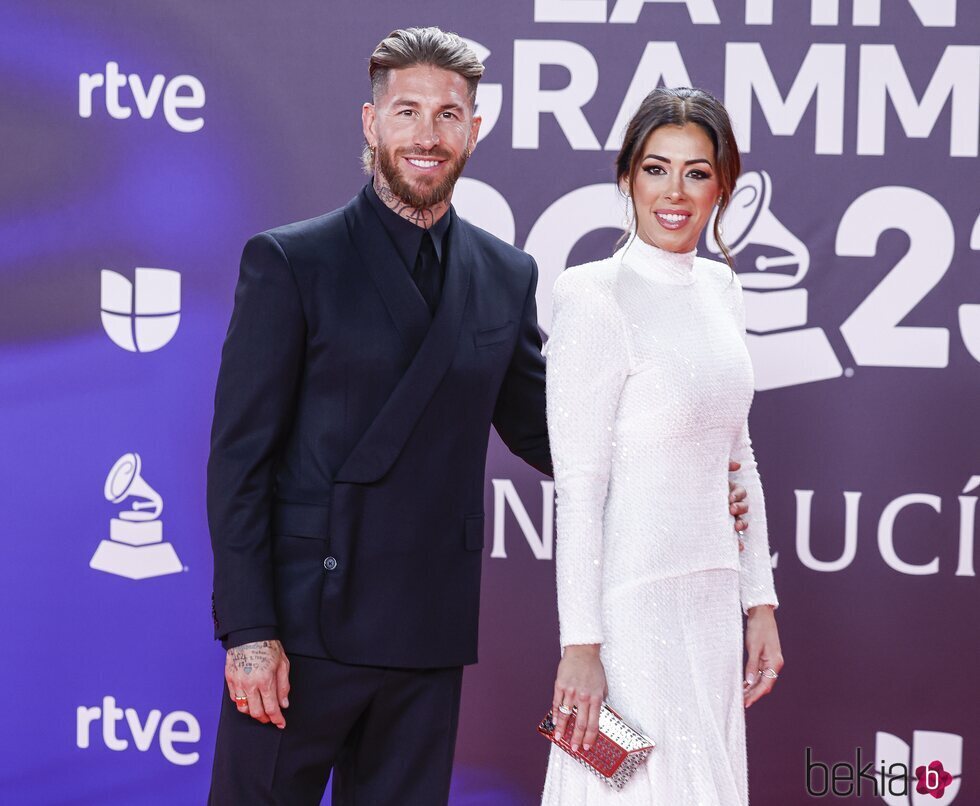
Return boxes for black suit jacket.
[208,186,551,668]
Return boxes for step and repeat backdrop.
[2,1,977,803]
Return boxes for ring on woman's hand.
[558,704,573,715]
[736,529,745,537]
[234,693,248,702]
[760,668,778,680]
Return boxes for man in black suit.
[207,27,551,805]
[207,26,750,805]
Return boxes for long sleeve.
[546,271,630,648]
[207,232,307,644]
[730,424,778,612]
[492,257,552,477]
[730,276,778,613]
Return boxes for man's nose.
[414,117,440,150]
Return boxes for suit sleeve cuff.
[221,627,279,651]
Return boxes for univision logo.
[101,268,180,352]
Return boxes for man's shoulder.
[458,217,534,271]
[262,205,349,249]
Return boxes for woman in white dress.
[541,87,783,805]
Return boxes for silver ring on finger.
[558,704,573,715]
[760,667,779,680]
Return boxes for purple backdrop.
[2,1,978,803]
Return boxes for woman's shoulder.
[552,256,621,299]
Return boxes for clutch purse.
[537,703,656,791]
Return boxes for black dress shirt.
[366,181,451,271]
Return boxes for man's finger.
[245,689,269,723]
[260,686,286,729]
[225,673,239,704]
[227,681,248,706]
[277,659,291,709]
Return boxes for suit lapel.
[345,187,431,352]
[336,207,474,483]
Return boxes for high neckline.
[618,233,697,286]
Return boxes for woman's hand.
[552,644,607,752]
[743,605,783,708]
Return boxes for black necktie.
[412,231,443,315]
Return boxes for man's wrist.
[222,627,279,651]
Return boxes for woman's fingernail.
[571,743,579,752]
[583,744,591,752]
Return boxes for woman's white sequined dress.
[540,237,778,805]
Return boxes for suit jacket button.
[323,556,338,571]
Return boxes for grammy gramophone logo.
[708,170,843,391]
[89,453,183,580]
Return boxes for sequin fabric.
[541,237,778,804]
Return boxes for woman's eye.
[643,165,665,175]
[688,170,711,180]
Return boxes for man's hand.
[728,460,748,550]
[225,640,290,729]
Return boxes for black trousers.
[208,654,464,805]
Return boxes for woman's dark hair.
[615,86,741,269]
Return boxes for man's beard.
[375,140,469,210]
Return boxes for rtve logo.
[76,695,201,766]
[101,268,181,352]
[79,61,205,133]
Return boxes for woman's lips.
[654,209,692,230]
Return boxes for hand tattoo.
[228,641,276,676]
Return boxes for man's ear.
[467,115,482,156]
[362,103,377,147]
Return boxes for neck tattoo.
[373,174,448,230]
